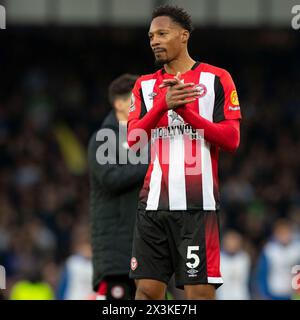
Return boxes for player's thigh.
[171,211,222,289]
[184,284,216,300]
[130,210,173,286]
[135,279,167,300]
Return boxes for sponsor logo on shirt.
[152,124,202,140]
[187,268,198,278]
[228,106,240,111]
[169,111,184,125]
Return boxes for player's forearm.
[176,107,240,153]
[127,96,167,148]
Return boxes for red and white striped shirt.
[128,62,241,211]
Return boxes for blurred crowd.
[0,27,300,299]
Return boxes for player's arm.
[176,69,242,153]
[127,78,167,148]
[127,77,199,148]
[176,109,240,153]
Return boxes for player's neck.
[164,52,196,75]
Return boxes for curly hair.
[152,5,194,33]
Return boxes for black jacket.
[88,111,147,290]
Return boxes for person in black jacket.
[88,74,147,300]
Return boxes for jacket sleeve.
[88,131,147,194]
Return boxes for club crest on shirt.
[194,84,207,98]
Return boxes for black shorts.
[129,210,223,289]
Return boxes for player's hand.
[159,71,182,88]
[163,72,201,109]
[165,82,201,109]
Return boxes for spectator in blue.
[255,219,300,300]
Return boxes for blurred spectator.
[57,226,93,300]
[217,230,251,300]
[255,219,300,300]
[9,260,55,300]
[10,279,54,300]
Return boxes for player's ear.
[181,30,189,44]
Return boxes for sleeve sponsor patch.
[228,106,240,111]
[230,90,239,106]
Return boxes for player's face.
[149,16,187,66]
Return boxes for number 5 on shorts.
[186,246,200,269]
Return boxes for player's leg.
[129,210,173,300]
[135,279,167,300]
[184,284,216,300]
[167,211,223,300]
[183,211,219,299]
[167,274,186,300]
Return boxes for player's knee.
[135,286,154,300]
[135,281,166,300]
[185,285,216,300]
[185,292,215,300]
